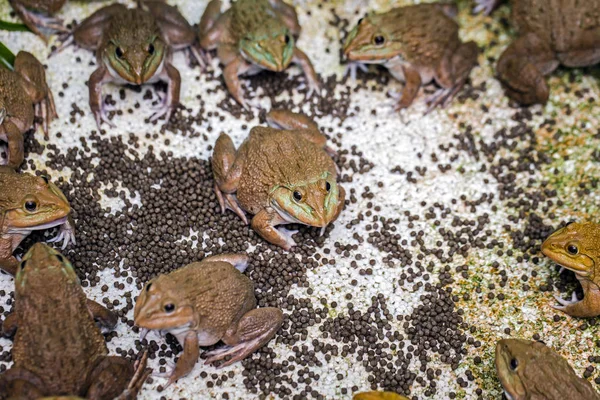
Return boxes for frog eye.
[565,221,575,227]
[164,303,175,313]
[146,283,152,292]
[148,43,155,55]
[285,34,290,44]
[24,200,37,212]
[56,255,64,263]
[373,35,385,45]
[20,260,27,270]
[357,17,364,24]
[115,47,124,58]
[41,176,49,184]
[326,182,331,192]
[509,358,518,370]
[293,191,303,202]
[567,243,579,255]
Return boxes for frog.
[1,51,58,169]
[491,0,600,105]
[353,392,409,400]
[198,0,320,108]
[134,253,283,387]
[0,243,150,399]
[56,1,201,128]
[495,339,600,400]
[342,3,479,113]
[8,0,69,42]
[211,109,345,250]
[541,221,600,318]
[0,166,75,276]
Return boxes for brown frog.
[8,0,69,42]
[56,1,200,128]
[343,3,479,112]
[492,0,600,104]
[542,222,600,318]
[0,166,75,276]
[353,392,409,400]
[211,110,345,250]
[0,243,150,399]
[1,51,57,169]
[134,253,283,386]
[496,339,600,400]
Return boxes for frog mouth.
[271,201,304,225]
[7,216,68,234]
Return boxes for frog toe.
[553,292,579,307]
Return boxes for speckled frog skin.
[134,254,283,386]
[496,339,600,400]
[486,0,600,104]
[0,166,75,276]
[0,51,57,169]
[8,0,69,41]
[542,222,600,317]
[60,1,200,128]
[0,243,149,399]
[211,110,345,250]
[198,0,320,108]
[343,3,479,112]
[353,392,409,400]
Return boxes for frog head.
[343,13,403,63]
[495,339,537,400]
[541,222,600,280]
[269,172,341,229]
[103,10,166,85]
[239,19,294,72]
[134,274,196,331]
[16,243,78,294]
[1,170,71,235]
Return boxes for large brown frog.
[496,339,600,399]
[0,167,75,276]
[1,51,57,169]
[343,3,479,112]
[542,221,600,318]
[0,243,150,399]
[56,1,200,128]
[211,110,345,250]
[134,253,283,386]
[481,0,600,104]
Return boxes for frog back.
[11,273,108,395]
[227,0,283,43]
[172,261,256,334]
[0,69,34,132]
[375,4,460,67]
[236,127,337,215]
[512,0,600,53]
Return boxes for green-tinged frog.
[353,392,409,400]
[488,0,600,104]
[198,0,320,108]
[542,222,600,317]
[57,1,200,128]
[211,110,344,250]
[8,0,69,42]
[134,253,283,386]
[1,51,57,169]
[0,243,150,399]
[496,339,600,400]
[343,3,479,112]
[0,166,75,276]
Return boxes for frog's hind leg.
[114,351,151,400]
[0,367,46,399]
[199,0,224,51]
[204,307,283,367]
[212,133,248,224]
[203,253,249,272]
[497,32,559,105]
[86,356,141,400]
[8,0,68,43]
[87,299,118,333]
[266,110,336,156]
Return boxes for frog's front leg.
[497,32,559,105]
[1,312,18,337]
[212,133,248,223]
[164,331,199,387]
[88,65,116,129]
[388,64,422,111]
[292,48,320,98]
[223,55,256,108]
[9,0,68,43]
[251,208,297,250]
[149,62,180,123]
[86,299,118,332]
[473,0,503,15]
[553,280,600,318]
[204,307,283,367]
[0,366,46,399]
[2,120,25,170]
